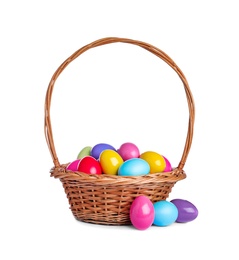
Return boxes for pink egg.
[130,195,155,230]
[163,156,172,172]
[117,142,140,161]
[66,159,81,171]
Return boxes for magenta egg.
[66,159,81,171]
[163,156,172,172]
[117,142,140,161]
[130,196,155,230]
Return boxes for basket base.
[73,214,132,226]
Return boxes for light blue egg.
[153,200,178,227]
[118,158,150,176]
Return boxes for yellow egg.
[140,151,166,173]
[99,149,124,175]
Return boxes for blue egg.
[118,158,150,176]
[153,200,178,227]
[91,143,116,160]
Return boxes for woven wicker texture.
[44,37,195,225]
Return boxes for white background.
[1,1,238,259]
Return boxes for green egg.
[77,146,92,159]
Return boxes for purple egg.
[90,143,116,160]
[170,199,198,223]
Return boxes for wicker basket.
[44,37,195,225]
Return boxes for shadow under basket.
[44,37,195,225]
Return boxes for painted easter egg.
[99,149,123,175]
[140,151,166,173]
[77,146,92,159]
[130,196,155,230]
[163,156,172,172]
[78,156,102,174]
[66,159,81,171]
[117,142,140,161]
[118,158,150,177]
[153,200,178,227]
[170,199,198,223]
[91,143,116,160]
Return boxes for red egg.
[78,156,102,174]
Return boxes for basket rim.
[50,164,186,185]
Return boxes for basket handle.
[44,37,195,171]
